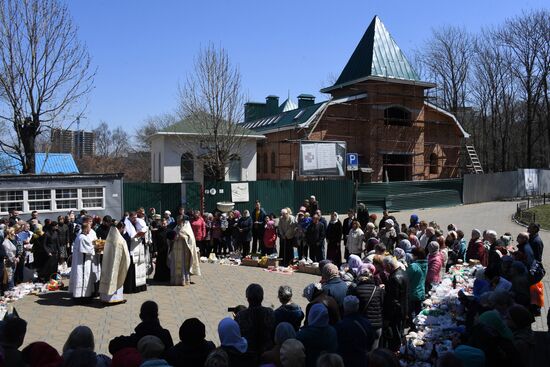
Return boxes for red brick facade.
[257,81,464,182]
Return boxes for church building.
[240,16,470,182]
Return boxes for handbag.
[529,260,546,285]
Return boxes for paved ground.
[11,200,550,355]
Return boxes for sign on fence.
[231,182,249,202]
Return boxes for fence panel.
[123,182,182,215]
[204,180,354,214]
[357,178,463,212]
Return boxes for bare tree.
[496,10,546,167]
[177,43,246,181]
[134,113,176,148]
[421,26,472,117]
[92,121,130,158]
[0,0,94,173]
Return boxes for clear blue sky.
[67,0,548,132]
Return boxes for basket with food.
[297,263,321,275]
[94,239,106,252]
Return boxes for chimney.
[244,102,266,122]
[297,94,316,109]
[265,95,279,116]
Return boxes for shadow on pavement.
[35,291,106,309]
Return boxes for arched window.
[180,152,194,181]
[384,106,411,126]
[271,152,276,174]
[263,152,268,174]
[429,153,438,174]
[228,156,241,181]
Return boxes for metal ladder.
[465,145,484,174]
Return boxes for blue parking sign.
[347,153,358,171]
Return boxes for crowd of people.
[0,198,548,367]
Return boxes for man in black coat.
[306,214,326,262]
[165,318,215,367]
[251,200,267,255]
[109,301,173,356]
[528,223,544,262]
[382,256,409,352]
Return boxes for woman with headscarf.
[466,229,488,266]
[507,304,535,367]
[345,254,362,277]
[63,325,111,367]
[168,215,201,286]
[218,317,256,367]
[345,220,364,259]
[22,342,62,367]
[165,318,216,367]
[296,304,338,367]
[407,228,421,249]
[302,283,341,326]
[468,310,521,367]
[279,339,306,367]
[397,233,412,262]
[348,264,384,349]
[406,247,428,325]
[261,322,297,367]
[409,214,419,229]
[325,212,343,266]
[263,216,277,255]
[426,241,443,291]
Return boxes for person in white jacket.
[346,220,365,259]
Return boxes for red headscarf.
[112,347,142,367]
[22,342,62,367]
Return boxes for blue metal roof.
[0,153,79,174]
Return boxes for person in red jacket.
[191,211,207,257]
[263,216,277,255]
[466,229,488,266]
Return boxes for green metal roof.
[240,101,327,133]
[162,115,260,136]
[322,16,424,93]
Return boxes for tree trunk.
[21,133,36,174]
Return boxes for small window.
[181,152,194,181]
[429,153,438,174]
[0,190,23,214]
[271,152,276,174]
[55,189,78,210]
[228,156,241,181]
[28,189,51,211]
[384,106,411,126]
[82,187,104,208]
[263,153,268,174]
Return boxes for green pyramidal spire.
[323,16,424,92]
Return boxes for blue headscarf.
[274,322,296,345]
[409,214,419,228]
[308,304,329,327]
[218,317,248,353]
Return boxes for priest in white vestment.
[69,222,98,300]
[99,224,131,304]
[123,212,147,293]
[169,215,201,286]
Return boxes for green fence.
[357,178,463,212]
[123,182,201,215]
[204,180,354,215]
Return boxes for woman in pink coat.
[263,217,277,255]
[191,211,207,256]
[426,241,443,291]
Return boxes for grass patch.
[525,204,550,229]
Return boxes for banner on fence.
[524,169,539,196]
[231,182,249,202]
[299,141,346,177]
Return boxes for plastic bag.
[530,281,544,307]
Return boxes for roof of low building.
[0,153,79,174]
[321,16,434,93]
[240,101,328,133]
[156,115,264,139]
